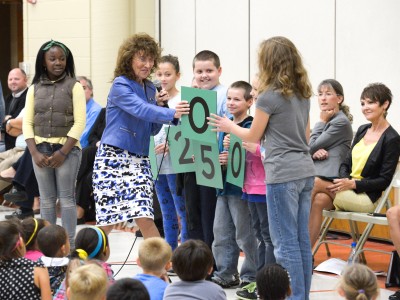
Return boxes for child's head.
[0,220,25,260]
[66,263,108,300]
[338,263,379,300]
[137,237,172,273]
[227,81,253,119]
[106,278,150,300]
[32,40,75,84]
[257,36,312,99]
[155,54,181,92]
[72,227,110,261]
[192,50,221,90]
[256,264,291,300]
[171,239,213,281]
[21,217,49,251]
[37,224,69,257]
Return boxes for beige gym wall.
[22,0,156,106]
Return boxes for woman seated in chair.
[308,79,353,246]
[309,82,400,247]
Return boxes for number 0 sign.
[181,86,217,144]
[226,134,245,188]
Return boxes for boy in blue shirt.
[211,81,258,288]
[134,237,172,300]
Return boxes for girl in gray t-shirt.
[209,36,315,300]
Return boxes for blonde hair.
[68,263,108,300]
[257,36,312,99]
[138,237,172,272]
[339,264,379,300]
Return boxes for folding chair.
[351,169,400,259]
[312,210,358,257]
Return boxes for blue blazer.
[101,76,177,156]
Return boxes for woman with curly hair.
[208,36,315,300]
[93,33,189,237]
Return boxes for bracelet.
[58,149,68,157]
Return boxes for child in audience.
[180,50,230,250]
[66,263,108,300]
[134,237,172,300]
[54,258,84,300]
[338,263,379,300]
[71,226,114,282]
[21,217,49,261]
[153,55,188,250]
[163,240,227,300]
[107,278,150,300]
[37,224,70,295]
[256,264,291,300]
[54,227,114,299]
[211,81,257,288]
[0,220,52,299]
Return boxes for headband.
[25,218,38,246]
[88,227,106,259]
[42,39,69,57]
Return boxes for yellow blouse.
[350,138,377,179]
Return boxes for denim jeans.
[155,174,188,250]
[32,143,81,248]
[267,177,314,300]
[212,195,258,282]
[247,201,275,270]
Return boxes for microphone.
[153,79,162,92]
[153,80,168,108]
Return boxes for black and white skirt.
[93,144,154,226]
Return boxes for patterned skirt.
[93,144,154,226]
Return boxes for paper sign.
[226,134,245,188]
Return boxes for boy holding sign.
[179,51,229,250]
[211,81,258,289]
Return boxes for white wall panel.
[250,0,335,127]
[336,0,400,132]
[160,0,196,88]
[195,0,249,88]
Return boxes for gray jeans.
[32,143,81,248]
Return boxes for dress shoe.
[4,188,29,203]
[5,209,34,220]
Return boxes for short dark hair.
[229,81,253,101]
[360,82,392,111]
[106,278,150,300]
[256,264,291,300]
[172,240,213,281]
[192,50,221,69]
[37,224,68,257]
